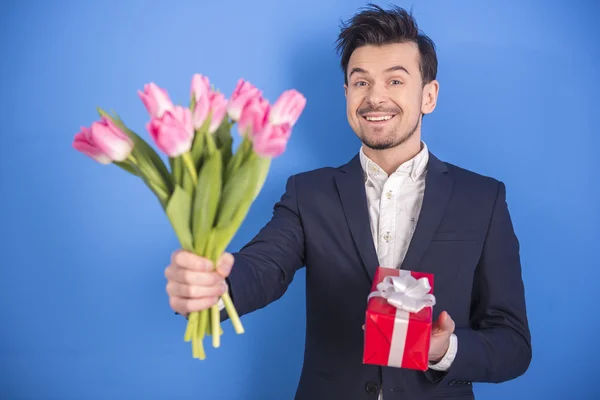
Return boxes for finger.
[166,281,227,299]
[171,250,213,271]
[166,266,224,286]
[216,252,234,278]
[169,295,219,315]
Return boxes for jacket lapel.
[335,155,379,282]
[400,152,453,272]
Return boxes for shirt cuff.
[429,333,458,371]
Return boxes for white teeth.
[365,115,393,121]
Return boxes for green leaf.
[165,185,194,251]
[146,178,170,210]
[215,119,233,173]
[192,151,222,254]
[182,167,194,196]
[170,157,183,187]
[98,108,173,196]
[118,159,169,210]
[114,160,140,176]
[251,156,271,201]
[215,153,260,228]
[210,154,271,259]
[191,115,210,170]
[224,136,251,184]
[210,184,256,258]
[205,129,218,157]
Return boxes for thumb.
[439,311,455,332]
[216,252,234,277]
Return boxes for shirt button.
[385,190,393,199]
[383,232,392,242]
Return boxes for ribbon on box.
[367,274,436,312]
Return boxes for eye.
[390,80,403,85]
[354,81,368,87]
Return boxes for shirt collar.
[359,142,429,183]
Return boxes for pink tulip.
[191,74,228,133]
[191,74,211,129]
[251,122,292,158]
[227,79,262,121]
[146,106,194,157]
[138,82,173,118]
[191,74,211,102]
[207,91,228,134]
[238,96,270,138]
[73,118,134,163]
[269,90,306,126]
[73,127,113,164]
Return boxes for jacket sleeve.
[427,181,532,384]
[221,174,306,321]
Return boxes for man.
[164,4,532,399]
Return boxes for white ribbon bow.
[367,274,436,313]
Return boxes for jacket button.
[448,379,457,386]
[365,382,379,395]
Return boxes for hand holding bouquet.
[73,74,306,359]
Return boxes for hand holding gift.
[73,73,306,360]
[429,311,455,363]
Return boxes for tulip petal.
[238,96,269,138]
[251,123,291,158]
[72,131,112,164]
[208,92,228,134]
[227,79,262,121]
[89,118,134,162]
[147,107,194,157]
[269,89,307,126]
[139,82,173,118]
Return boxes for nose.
[364,82,387,108]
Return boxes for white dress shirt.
[359,142,457,399]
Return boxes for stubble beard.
[361,114,421,151]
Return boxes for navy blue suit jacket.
[224,151,532,400]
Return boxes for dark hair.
[335,4,437,86]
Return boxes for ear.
[344,84,348,98]
[421,80,439,115]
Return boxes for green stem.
[211,304,220,348]
[195,312,206,359]
[199,308,208,340]
[207,231,245,337]
[182,152,198,185]
[222,292,244,334]
[126,153,138,166]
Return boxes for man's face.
[344,42,438,150]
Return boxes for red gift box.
[363,266,435,371]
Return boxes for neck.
[362,133,423,175]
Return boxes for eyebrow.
[349,65,410,78]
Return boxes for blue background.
[1,0,598,399]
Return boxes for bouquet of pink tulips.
[72,74,306,359]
